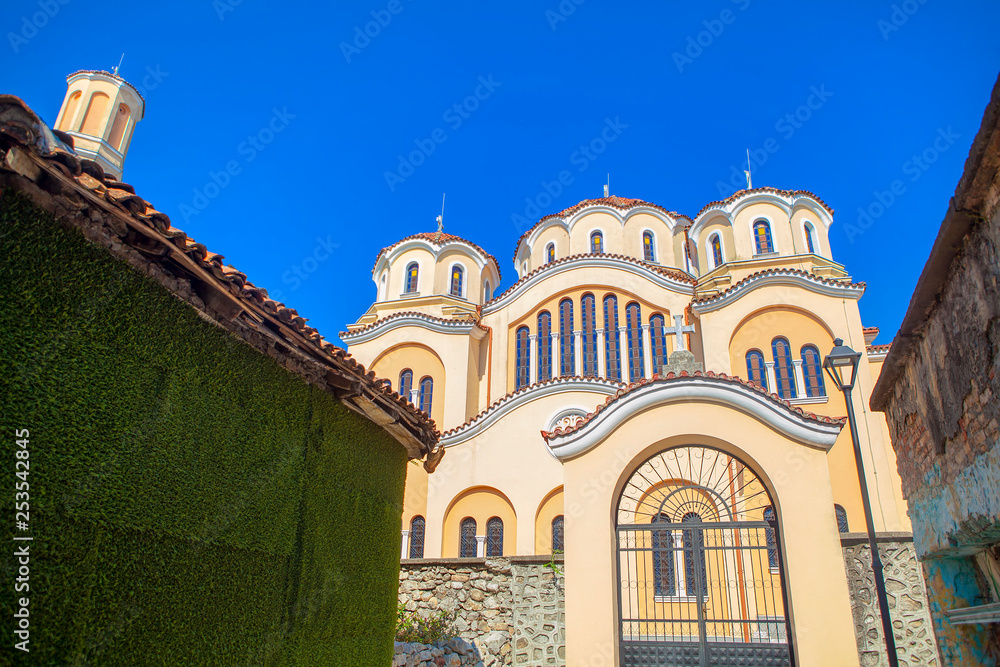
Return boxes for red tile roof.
[867,344,892,354]
[0,95,440,463]
[341,310,486,339]
[541,370,846,440]
[692,268,864,306]
[693,187,835,219]
[373,231,501,281]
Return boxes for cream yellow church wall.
[432,248,483,301]
[790,209,831,258]
[530,225,571,267]
[388,246,435,298]
[441,487,517,557]
[367,342,447,425]
[695,215,737,270]
[567,211,622,256]
[534,487,564,554]
[732,202,796,259]
[621,212,677,267]
[561,408,860,667]
[402,465,430,529]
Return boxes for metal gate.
[615,445,793,667]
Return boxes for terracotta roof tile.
[867,344,892,354]
[341,310,486,339]
[693,187,835,219]
[373,231,501,281]
[692,268,864,305]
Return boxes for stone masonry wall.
[398,557,565,667]
[842,536,939,666]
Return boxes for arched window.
[801,344,826,397]
[710,234,723,268]
[559,299,574,376]
[379,273,387,301]
[404,262,419,294]
[418,377,433,415]
[603,295,621,380]
[460,518,477,557]
[515,326,531,389]
[537,311,553,382]
[643,231,655,262]
[652,514,676,596]
[59,91,81,131]
[625,302,644,380]
[590,231,603,254]
[450,264,464,298]
[581,294,598,377]
[746,350,768,390]
[409,516,425,559]
[682,513,708,596]
[763,506,778,570]
[804,222,816,254]
[649,314,669,375]
[546,242,555,264]
[771,337,797,399]
[753,220,774,255]
[486,517,503,557]
[398,370,413,401]
[551,515,565,552]
[80,92,109,136]
[484,280,491,302]
[108,103,130,151]
[834,505,849,533]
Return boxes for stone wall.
[841,535,939,666]
[393,639,484,667]
[398,557,565,667]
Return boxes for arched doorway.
[615,445,792,666]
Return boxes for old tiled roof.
[693,187,835,219]
[68,69,147,106]
[692,268,865,306]
[541,370,846,440]
[0,95,440,465]
[863,326,880,334]
[341,310,486,339]
[513,195,688,264]
[867,344,892,354]
[373,231,501,281]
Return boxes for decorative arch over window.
[753,219,774,255]
[642,231,655,262]
[710,233,724,268]
[801,344,826,397]
[398,369,413,401]
[546,242,556,264]
[551,515,565,552]
[80,92,110,136]
[60,91,82,131]
[404,262,419,294]
[771,337,797,399]
[603,295,621,380]
[746,350,768,390]
[418,376,433,415]
[486,517,504,557]
[625,302,644,380]
[450,264,464,298]
[649,314,669,375]
[763,506,778,570]
[108,103,130,151]
[834,505,849,533]
[559,299,574,376]
[652,513,676,596]
[409,516,425,558]
[590,231,603,254]
[537,311,553,382]
[515,326,531,389]
[581,294,598,377]
[460,518,477,557]
[804,222,817,254]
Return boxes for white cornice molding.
[483,255,694,316]
[374,238,500,284]
[689,191,834,241]
[691,271,864,314]
[544,376,844,461]
[441,377,625,447]
[342,313,486,344]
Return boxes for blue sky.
[4,0,999,348]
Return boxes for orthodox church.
[344,188,916,665]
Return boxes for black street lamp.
[824,338,899,667]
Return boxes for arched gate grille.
[615,445,793,666]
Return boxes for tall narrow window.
[484,280,491,301]
[763,506,778,570]
[682,513,708,596]
[582,294,598,377]
[398,370,413,401]
[652,514,676,596]
[746,350,768,390]
[649,314,669,374]
[643,231,655,262]
[753,220,774,254]
[801,344,826,397]
[59,91,82,131]
[559,299,575,376]
[804,222,816,254]
[460,518,477,557]
[625,302,644,380]
[450,265,464,297]
[551,515,565,552]
[515,326,531,389]
[834,505,849,533]
[771,337,797,399]
[546,243,555,264]
[537,311,553,382]
[404,262,419,293]
[80,92,109,136]
[603,295,621,380]
[711,234,723,268]
[418,377,433,415]
[486,517,503,557]
[409,516,425,559]
[590,231,603,254]
[108,104,130,151]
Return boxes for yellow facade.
[344,191,907,665]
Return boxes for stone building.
[871,74,1000,665]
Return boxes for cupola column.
[597,330,606,378]
[792,359,806,399]
[574,331,583,376]
[765,362,777,393]
[641,324,653,378]
[618,326,629,383]
[529,334,538,385]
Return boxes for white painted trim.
[544,376,844,460]
[588,227,606,254]
[749,216,776,255]
[374,238,499,288]
[690,271,865,314]
[341,313,487,344]
[545,406,591,432]
[787,396,828,406]
[707,232,724,270]
[545,241,556,264]
[402,260,421,295]
[641,228,657,263]
[447,261,467,299]
[802,220,818,255]
[688,191,833,240]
